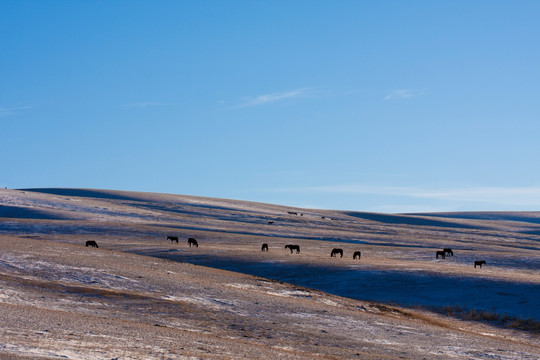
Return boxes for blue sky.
[2,1,540,213]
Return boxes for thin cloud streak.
[231,87,316,109]
[0,105,32,118]
[253,170,307,177]
[267,184,540,207]
[384,89,425,100]
[120,102,167,108]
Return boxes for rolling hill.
[0,188,538,359]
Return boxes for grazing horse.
[443,248,453,256]
[330,248,343,258]
[435,250,446,259]
[188,238,198,247]
[474,260,486,268]
[287,211,298,216]
[285,244,300,254]
[85,240,98,248]
[261,243,269,252]
[353,251,361,259]
[268,221,274,225]
[167,236,179,244]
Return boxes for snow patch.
[317,298,339,306]
[0,252,148,292]
[265,289,313,298]
[162,295,240,311]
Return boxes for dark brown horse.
[435,250,446,259]
[330,248,343,258]
[85,240,98,248]
[167,236,179,244]
[285,244,300,253]
[474,260,486,268]
[443,248,453,256]
[353,251,361,259]
[188,238,198,247]
[261,243,269,252]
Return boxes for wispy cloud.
[231,87,316,109]
[253,170,307,178]
[0,105,32,118]
[384,89,425,100]
[267,184,540,207]
[120,102,167,108]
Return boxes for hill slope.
[0,188,539,359]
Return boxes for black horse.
[474,260,486,268]
[435,250,446,259]
[261,243,269,252]
[167,236,179,244]
[353,251,361,259]
[285,244,300,254]
[330,248,343,258]
[443,248,453,256]
[188,238,198,247]
[85,240,98,248]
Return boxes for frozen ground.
[0,188,539,359]
[147,252,539,321]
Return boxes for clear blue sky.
[2,1,540,213]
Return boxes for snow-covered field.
[0,188,539,359]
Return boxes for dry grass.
[1,188,540,358]
[429,306,540,333]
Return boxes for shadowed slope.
[19,188,145,201]
[345,211,481,229]
[0,204,75,220]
